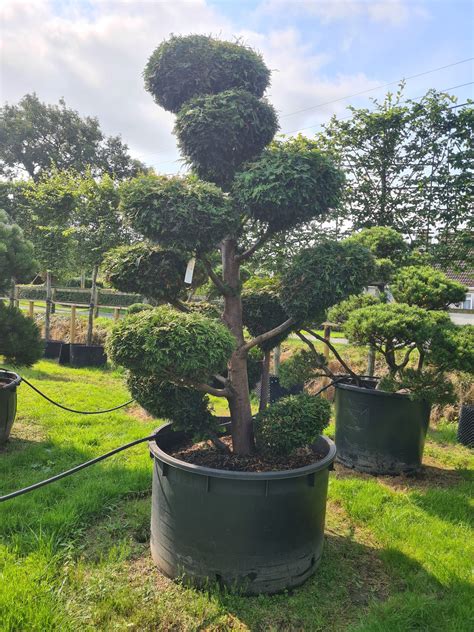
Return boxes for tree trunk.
[259,350,271,412]
[221,239,254,455]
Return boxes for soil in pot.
[0,371,21,445]
[149,423,336,595]
[335,379,431,475]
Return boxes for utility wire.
[280,57,474,119]
[284,82,474,135]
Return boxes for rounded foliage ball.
[255,394,331,457]
[174,90,278,187]
[390,265,467,310]
[280,240,376,323]
[279,349,327,390]
[120,174,238,252]
[144,35,270,113]
[345,226,408,260]
[103,243,189,304]
[233,137,344,232]
[107,306,235,382]
[127,373,215,436]
[127,303,154,315]
[242,285,291,351]
[327,293,381,326]
[0,303,43,366]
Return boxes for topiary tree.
[108,35,375,455]
[390,265,467,310]
[326,293,382,327]
[0,211,43,366]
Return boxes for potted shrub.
[284,254,472,474]
[105,35,378,594]
[0,211,43,443]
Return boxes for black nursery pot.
[334,380,431,475]
[58,343,71,365]
[457,404,474,448]
[0,370,21,445]
[149,422,336,595]
[69,344,107,368]
[43,339,64,359]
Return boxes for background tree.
[107,35,361,455]
[0,211,42,366]
[320,87,473,262]
[0,93,147,181]
[390,266,467,310]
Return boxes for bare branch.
[236,228,271,262]
[295,331,334,378]
[242,317,295,352]
[200,257,231,296]
[179,378,230,398]
[302,328,360,384]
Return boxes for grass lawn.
[0,360,472,631]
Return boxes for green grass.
[1,361,472,631]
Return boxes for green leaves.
[102,243,195,305]
[241,282,291,351]
[0,210,36,292]
[0,304,43,367]
[280,240,376,324]
[390,266,467,310]
[255,394,330,457]
[175,90,278,187]
[233,136,344,232]
[107,306,235,383]
[119,174,239,252]
[144,35,270,113]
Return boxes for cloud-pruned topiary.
[107,306,235,383]
[119,174,238,253]
[144,35,270,113]
[430,324,474,375]
[279,349,328,390]
[280,240,375,323]
[0,304,43,366]
[127,303,153,315]
[255,394,331,457]
[390,265,467,310]
[345,226,408,260]
[233,136,344,232]
[175,90,278,187]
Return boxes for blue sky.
[1,0,473,172]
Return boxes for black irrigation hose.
[0,433,157,503]
[0,369,135,414]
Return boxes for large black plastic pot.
[334,381,431,475]
[58,343,71,365]
[43,340,63,359]
[69,344,107,368]
[0,370,21,445]
[149,423,336,595]
[457,404,474,448]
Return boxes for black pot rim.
[335,380,415,401]
[149,422,336,481]
[69,344,104,349]
[0,370,21,390]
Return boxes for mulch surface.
[169,435,327,472]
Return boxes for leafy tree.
[0,210,37,291]
[320,87,473,261]
[0,94,147,181]
[108,35,369,455]
[390,265,467,310]
[0,211,42,366]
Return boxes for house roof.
[443,267,474,288]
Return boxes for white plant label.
[184,257,196,284]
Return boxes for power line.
[284,81,474,136]
[280,57,474,119]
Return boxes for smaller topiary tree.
[390,265,467,310]
[0,211,43,366]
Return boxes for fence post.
[367,345,375,377]
[28,301,34,318]
[70,305,77,344]
[114,308,120,322]
[9,278,16,308]
[87,266,98,346]
[45,270,52,342]
[273,344,281,376]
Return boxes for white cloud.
[0,0,384,172]
[257,0,430,26]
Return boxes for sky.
[1,0,473,174]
